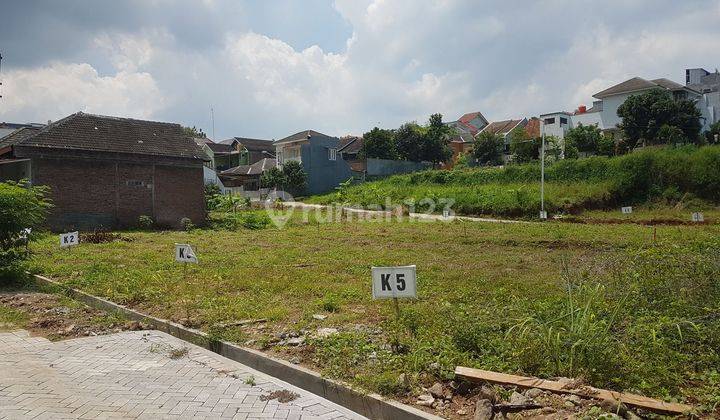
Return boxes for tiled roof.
[206,142,235,154]
[0,127,41,150]
[233,137,275,152]
[274,130,333,145]
[525,118,540,139]
[593,77,691,99]
[480,119,523,136]
[338,136,363,154]
[220,158,276,176]
[448,133,475,143]
[15,112,206,160]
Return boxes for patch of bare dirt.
[260,389,300,403]
[0,291,148,340]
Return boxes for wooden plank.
[455,366,692,415]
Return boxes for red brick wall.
[32,158,205,231]
[153,165,206,228]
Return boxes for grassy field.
[307,146,720,219]
[25,211,720,414]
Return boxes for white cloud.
[1,0,719,137]
[0,62,164,123]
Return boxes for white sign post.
[539,211,548,220]
[372,265,417,320]
[621,206,633,214]
[442,209,449,219]
[175,244,198,264]
[692,212,704,223]
[59,231,79,248]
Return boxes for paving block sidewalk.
[0,329,366,420]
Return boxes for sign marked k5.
[372,265,417,299]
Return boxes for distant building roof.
[448,132,475,143]
[12,112,206,160]
[480,119,525,136]
[0,127,42,150]
[274,130,333,145]
[220,157,276,176]
[525,117,540,139]
[593,76,696,99]
[338,136,363,154]
[206,142,235,154]
[232,137,274,153]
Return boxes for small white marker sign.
[539,211,548,220]
[175,243,198,264]
[692,212,704,222]
[19,228,31,240]
[372,265,416,299]
[59,231,79,248]
[621,206,633,214]
[443,209,450,219]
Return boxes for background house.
[478,118,528,155]
[686,68,720,132]
[219,157,276,191]
[447,111,488,136]
[275,130,354,195]
[220,137,275,165]
[542,69,719,141]
[0,112,207,230]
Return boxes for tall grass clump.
[505,240,720,398]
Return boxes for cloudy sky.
[1,0,719,140]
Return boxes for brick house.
[0,112,207,230]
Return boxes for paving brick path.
[0,330,365,420]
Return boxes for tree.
[182,126,206,138]
[705,121,720,144]
[395,122,425,162]
[656,124,687,146]
[282,161,308,196]
[260,167,287,190]
[565,123,602,155]
[617,88,702,147]
[509,127,537,163]
[360,127,397,160]
[421,113,452,166]
[542,135,563,162]
[0,180,52,279]
[472,131,504,165]
[260,162,307,196]
[596,133,616,157]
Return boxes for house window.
[560,117,568,125]
[328,148,337,161]
[544,117,555,125]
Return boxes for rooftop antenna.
[210,106,215,141]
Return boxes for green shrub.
[209,211,271,231]
[180,217,195,231]
[0,180,52,279]
[317,293,341,313]
[138,215,154,229]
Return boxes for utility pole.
[210,106,215,141]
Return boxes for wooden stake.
[454,366,692,415]
[393,297,401,320]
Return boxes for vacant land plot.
[27,215,720,416]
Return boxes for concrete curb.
[32,273,442,420]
